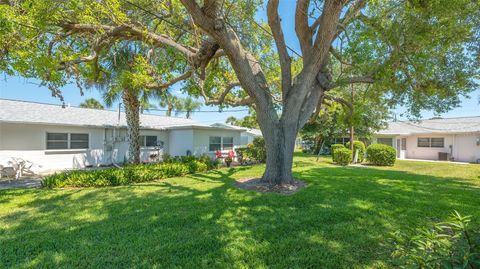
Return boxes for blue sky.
[0,3,478,123]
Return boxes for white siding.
[192,129,242,157]
[453,133,480,163]
[373,133,480,163]
[404,134,453,160]
[0,122,105,173]
[168,129,194,156]
[0,122,170,173]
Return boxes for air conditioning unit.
[438,152,448,161]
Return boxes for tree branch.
[145,70,193,90]
[61,23,196,57]
[324,94,353,112]
[295,0,312,57]
[328,74,375,89]
[333,0,367,40]
[267,0,292,99]
[199,81,253,106]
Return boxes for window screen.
[46,133,68,149]
[145,136,158,147]
[430,138,444,148]
[223,137,234,150]
[209,136,221,151]
[417,138,430,147]
[70,133,89,149]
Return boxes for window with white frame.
[417,137,444,148]
[222,137,234,150]
[417,137,430,147]
[209,136,222,151]
[46,133,89,150]
[139,135,158,147]
[430,138,444,148]
[209,136,234,151]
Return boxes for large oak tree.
[1,0,479,185]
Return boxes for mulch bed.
[235,177,307,195]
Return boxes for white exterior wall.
[240,133,256,145]
[0,122,105,173]
[453,133,480,163]
[404,134,454,160]
[168,129,194,157]
[373,133,480,163]
[0,122,170,173]
[192,129,242,157]
[103,128,169,163]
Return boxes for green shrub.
[346,140,366,163]
[198,154,219,170]
[333,148,352,166]
[43,162,190,188]
[243,137,267,163]
[391,211,480,268]
[366,144,396,166]
[186,160,208,174]
[331,144,346,162]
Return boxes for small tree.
[176,96,202,119]
[79,98,104,109]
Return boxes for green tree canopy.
[79,98,104,109]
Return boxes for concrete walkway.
[0,179,42,190]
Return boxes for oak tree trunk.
[259,120,298,185]
[122,89,141,164]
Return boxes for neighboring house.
[210,123,262,145]
[373,117,480,163]
[0,99,244,173]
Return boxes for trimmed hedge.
[43,155,217,188]
[331,144,346,162]
[334,148,352,166]
[366,144,396,166]
[346,140,366,163]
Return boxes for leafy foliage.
[225,110,260,129]
[43,155,218,188]
[333,148,352,166]
[331,144,346,163]
[79,98,104,109]
[391,211,480,268]
[175,96,202,119]
[346,140,366,163]
[366,144,396,166]
[241,137,266,163]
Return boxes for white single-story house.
[373,117,480,163]
[0,99,246,173]
[210,123,262,145]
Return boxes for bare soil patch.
[235,177,307,195]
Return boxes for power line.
[144,108,249,113]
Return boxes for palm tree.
[79,98,104,109]
[94,45,162,164]
[176,96,202,119]
[159,92,182,117]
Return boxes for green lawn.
[1,154,479,268]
